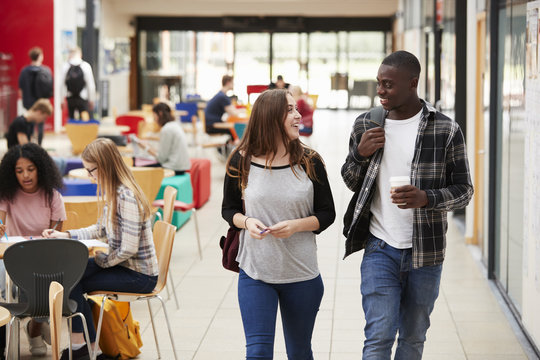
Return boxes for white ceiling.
[106,0,399,18]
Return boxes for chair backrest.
[63,210,80,231]
[152,221,177,294]
[161,186,178,224]
[49,281,64,360]
[65,123,99,155]
[234,123,247,140]
[4,239,88,317]
[175,102,198,123]
[115,115,145,136]
[131,167,165,203]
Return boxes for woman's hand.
[245,217,271,240]
[267,220,298,239]
[42,229,70,238]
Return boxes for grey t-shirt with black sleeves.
[237,162,319,284]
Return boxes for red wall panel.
[0,0,55,130]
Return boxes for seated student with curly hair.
[0,143,66,357]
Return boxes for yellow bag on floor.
[89,296,143,359]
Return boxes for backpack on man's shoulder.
[33,67,53,99]
[65,64,86,97]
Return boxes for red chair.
[247,85,269,106]
[115,115,145,139]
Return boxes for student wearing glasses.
[43,138,159,360]
[0,143,66,356]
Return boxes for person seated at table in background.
[5,98,52,149]
[0,143,66,357]
[290,85,314,136]
[268,74,290,90]
[136,102,190,175]
[42,138,158,360]
[204,75,240,136]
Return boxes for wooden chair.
[131,167,165,204]
[49,281,64,360]
[153,186,202,260]
[89,221,178,360]
[198,109,229,150]
[152,186,179,308]
[65,123,99,155]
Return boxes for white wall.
[53,0,78,131]
[100,0,134,116]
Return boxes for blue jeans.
[361,235,442,360]
[238,269,324,360]
[71,259,157,342]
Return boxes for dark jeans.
[361,234,442,360]
[71,259,157,342]
[238,269,323,360]
[67,96,91,119]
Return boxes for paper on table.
[1,236,27,243]
[79,239,109,248]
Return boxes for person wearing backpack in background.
[18,46,53,146]
[61,47,96,120]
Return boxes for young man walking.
[341,50,473,359]
[18,46,53,145]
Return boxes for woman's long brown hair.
[82,138,152,229]
[226,89,320,191]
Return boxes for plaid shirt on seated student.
[68,184,158,276]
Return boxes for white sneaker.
[24,321,47,356]
[40,321,51,345]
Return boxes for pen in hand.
[52,219,61,231]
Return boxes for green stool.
[156,174,193,228]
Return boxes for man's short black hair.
[381,50,421,79]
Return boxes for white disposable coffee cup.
[389,176,410,205]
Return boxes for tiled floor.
[13,109,533,359]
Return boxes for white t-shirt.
[369,109,421,249]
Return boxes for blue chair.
[61,178,97,196]
[175,102,198,123]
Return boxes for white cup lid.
[389,176,410,183]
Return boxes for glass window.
[234,33,270,104]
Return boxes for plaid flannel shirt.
[69,185,159,276]
[341,100,473,268]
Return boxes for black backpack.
[33,67,53,99]
[65,64,86,97]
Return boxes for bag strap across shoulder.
[368,106,386,127]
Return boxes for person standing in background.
[18,46,53,145]
[269,75,290,89]
[61,47,96,120]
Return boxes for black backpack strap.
[368,106,386,127]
